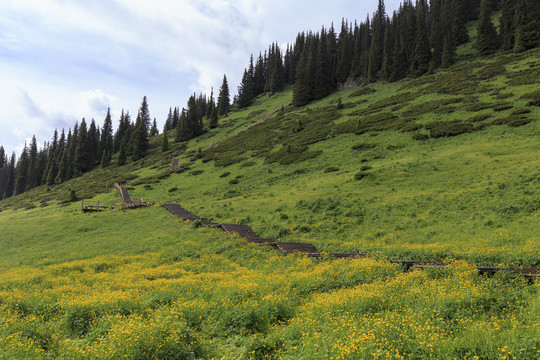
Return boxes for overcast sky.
[0,0,402,156]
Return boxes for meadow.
[0,48,539,358]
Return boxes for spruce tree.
[237,68,254,108]
[210,107,218,129]
[6,153,15,198]
[88,120,99,166]
[117,137,127,166]
[217,75,230,116]
[513,0,540,52]
[14,143,29,195]
[161,130,169,152]
[314,27,333,99]
[131,114,148,161]
[293,48,311,107]
[150,118,159,137]
[100,108,114,160]
[441,35,456,68]
[380,16,394,80]
[74,118,91,175]
[27,135,39,189]
[476,0,500,55]
[367,1,387,82]
[410,0,431,77]
[165,108,173,131]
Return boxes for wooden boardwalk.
[162,203,540,278]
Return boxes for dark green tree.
[150,118,159,137]
[368,1,387,82]
[210,107,219,129]
[5,153,15,198]
[100,108,114,160]
[117,137,127,166]
[237,68,254,108]
[217,75,230,116]
[27,135,39,189]
[380,16,394,80]
[293,45,311,107]
[476,0,500,54]
[161,129,169,152]
[131,114,148,161]
[410,0,431,77]
[513,0,540,52]
[74,118,91,175]
[14,143,29,195]
[88,119,99,166]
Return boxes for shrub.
[220,172,231,178]
[229,179,239,185]
[351,143,376,151]
[240,160,257,167]
[348,87,376,98]
[354,172,369,181]
[324,166,339,173]
[493,104,513,112]
[168,187,178,193]
[190,170,204,176]
[360,165,373,171]
[427,121,475,138]
[492,115,532,127]
[466,114,492,123]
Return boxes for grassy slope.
[0,46,539,358]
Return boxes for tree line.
[234,0,539,107]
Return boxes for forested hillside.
[1,0,538,201]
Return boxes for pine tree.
[410,0,431,77]
[441,35,457,68]
[237,68,254,108]
[314,27,333,99]
[336,20,354,83]
[66,125,77,181]
[100,108,114,161]
[88,119,99,167]
[217,75,230,116]
[453,0,470,45]
[476,0,500,55]
[210,107,219,129]
[14,143,29,195]
[6,153,15,198]
[139,96,151,132]
[131,114,148,161]
[117,137,127,166]
[161,130,169,152]
[367,1,387,82]
[55,149,69,183]
[380,16,394,80]
[74,118,91,175]
[150,118,159,137]
[0,146,6,199]
[27,135,39,189]
[293,48,311,107]
[513,0,540,52]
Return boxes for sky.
[0,0,403,157]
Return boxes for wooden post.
[81,199,84,212]
[97,200,100,212]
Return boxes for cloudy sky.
[0,0,402,156]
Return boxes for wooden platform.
[161,203,540,278]
[163,203,202,221]
[276,242,320,255]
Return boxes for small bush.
[64,306,99,337]
[492,115,532,127]
[229,179,239,185]
[240,160,257,167]
[324,166,340,173]
[190,170,204,176]
[511,108,531,115]
[466,114,492,123]
[348,87,376,98]
[351,143,376,151]
[493,104,513,112]
[427,121,475,138]
[354,172,369,181]
[360,165,373,171]
[168,187,178,193]
[412,132,430,141]
[220,172,231,178]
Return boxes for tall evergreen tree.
[217,75,230,116]
[410,0,431,77]
[293,48,311,107]
[161,129,169,152]
[5,153,15,198]
[131,114,148,161]
[314,27,333,99]
[367,1,387,82]
[150,118,159,137]
[100,108,114,160]
[476,0,500,54]
[380,16,394,80]
[210,107,218,129]
[513,0,540,52]
[88,119,99,166]
[237,68,254,108]
[74,118,91,175]
[117,137,127,166]
[27,135,39,189]
[14,143,29,195]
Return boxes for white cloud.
[0,0,403,156]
